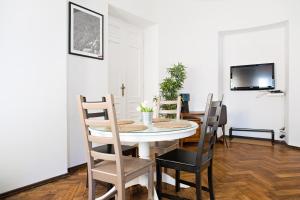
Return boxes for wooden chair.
[83,96,138,188]
[152,96,182,157]
[209,105,228,148]
[156,94,223,200]
[78,94,153,200]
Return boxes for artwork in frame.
[69,2,104,60]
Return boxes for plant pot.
[142,112,153,125]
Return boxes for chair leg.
[222,125,228,148]
[175,170,180,192]
[86,165,113,192]
[86,168,88,188]
[208,164,215,200]
[116,183,125,200]
[88,178,95,200]
[215,127,220,144]
[195,171,202,200]
[131,147,138,157]
[148,166,154,200]
[156,162,162,200]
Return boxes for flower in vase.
[136,101,153,113]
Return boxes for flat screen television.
[230,63,275,91]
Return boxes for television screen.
[230,63,275,91]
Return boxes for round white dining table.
[89,121,198,200]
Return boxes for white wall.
[156,0,289,109]
[154,0,300,146]
[68,0,159,167]
[144,25,160,102]
[221,24,287,139]
[1,0,299,194]
[287,2,300,147]
[101,0,300,146]
[0,0,67,193]
[67,0,108,167]
[109,0,157,21]
[108,0,159,104]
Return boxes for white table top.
[89,121,199,142]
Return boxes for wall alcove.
[218,21,289,142]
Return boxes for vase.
[142,112,153,125]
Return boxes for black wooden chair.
[209,105,228,148]
[156,94,223,200]
[83,96,138,187]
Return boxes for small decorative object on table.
[137,101,153,125]
[180,93,190,113]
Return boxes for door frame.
[108,15,144,119]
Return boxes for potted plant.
[160,62,187,100]
[137,101,154,125]
[159,63,187,117]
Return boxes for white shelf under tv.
[266,93,285,97]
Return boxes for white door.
[108,16,144,120]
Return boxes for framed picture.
[69,2,104,60]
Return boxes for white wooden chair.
[152,96,182,157]
[78,94,153,200]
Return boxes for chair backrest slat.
[207,116,219,124]
[88,135,114,145]
[84,119,111,127]
[159,110,177,115]
[208,105,227,126]
[82,102,109,110]
[206,99,223,155]
[211,101,221,107]
[91,150,116,161]
[156,96,182,120]
[196,94,223,167]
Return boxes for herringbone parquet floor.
[4,141,300,200]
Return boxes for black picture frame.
[68,2,104,60]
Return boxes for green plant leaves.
[137,102,153,112]
[160,62,187,101]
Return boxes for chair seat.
[92,156,153,183]
[156,148,210,172]
[93,144,137,156]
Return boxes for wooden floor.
[4,141,300,200]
